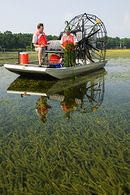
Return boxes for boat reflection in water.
[7,69,107,121]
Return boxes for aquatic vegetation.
[0,58,130,194]
[106,49,130,58]
[0,105,129,194]
[64,43,75,67]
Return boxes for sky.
[0,0,130,38]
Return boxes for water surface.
[0,58,130,194]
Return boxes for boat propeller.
[66,13,107,64]
[47,13,107,64]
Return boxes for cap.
[65,26,71,32]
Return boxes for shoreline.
[0,49,130,66]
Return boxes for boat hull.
[4,61,107,79]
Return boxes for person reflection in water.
[61,102,76,120]
[61,89,78,120]
[35,96,51,123]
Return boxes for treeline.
[0,31,130,50]
[0,31,58,50]
[107,37,130,49]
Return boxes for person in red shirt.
[60,26,77,50]
[32,23,47,66]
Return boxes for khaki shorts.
[35,47,46,59]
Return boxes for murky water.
[0,58,130,194]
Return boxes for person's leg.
[35,47,42,65]
[41,47,46,65]
[38,47,43,65]
[42,48,45,59]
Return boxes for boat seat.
[46,40,63,53]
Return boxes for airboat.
[4,13,107,79]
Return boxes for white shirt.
[60,33,78,45]
[32,33,38,44]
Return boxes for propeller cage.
[46,13,107,64]
[67,13,107,64]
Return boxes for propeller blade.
[78,29,100,45]
[86,49,95,63]
[87,29,100,39]
[78,37,88,45]
[87,43,99,52]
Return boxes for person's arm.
[74,35,78,46]
[60,44,65,50]
[33,43,39,47]
[74,42,77,46]
[60,36,65,50]
[33,43,44,48]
